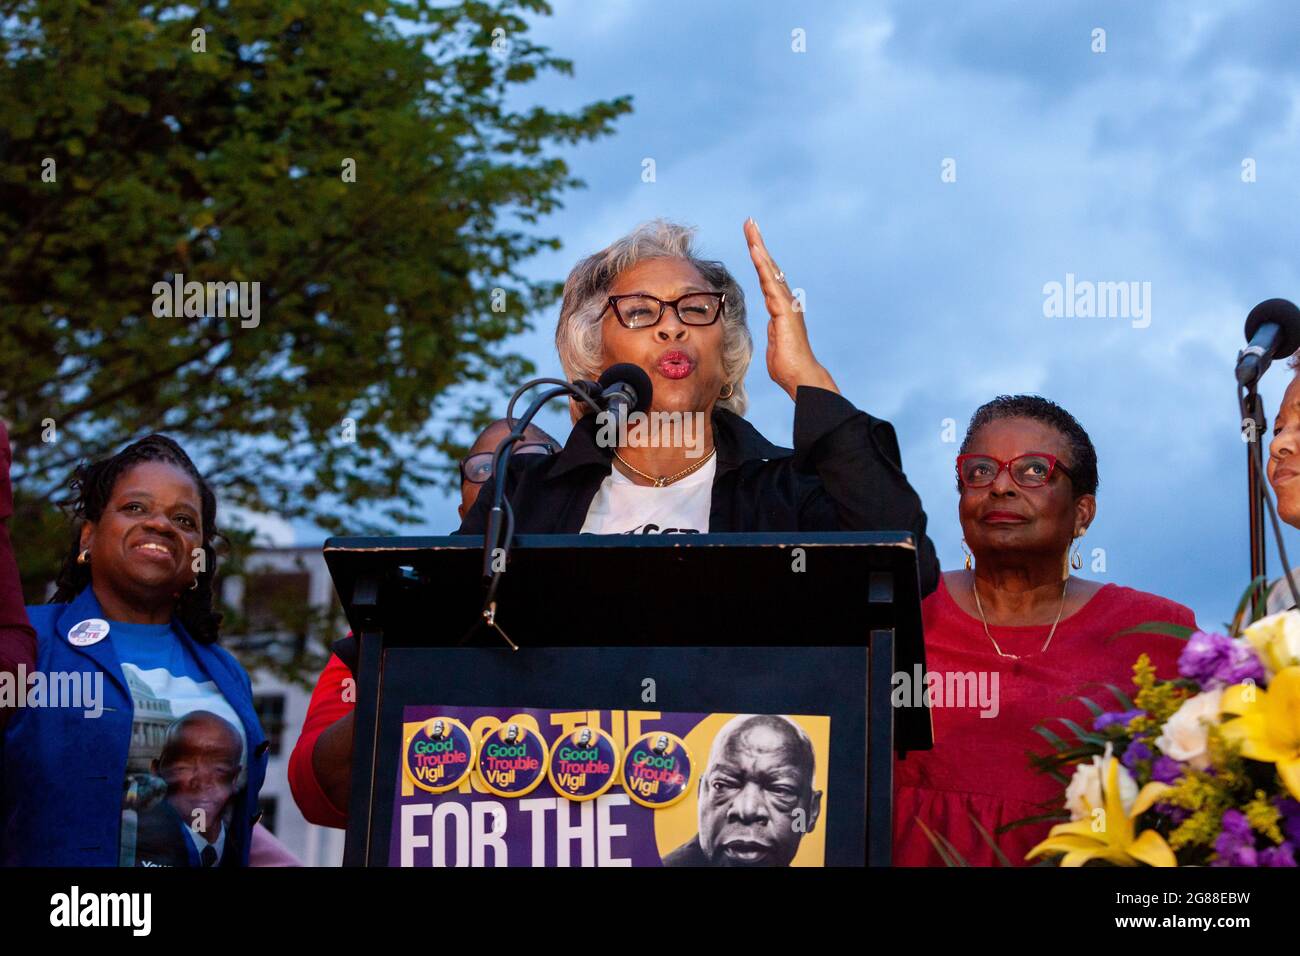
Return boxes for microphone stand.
[1242,384,1268,616]
[471,378,602,649]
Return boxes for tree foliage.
[0,0,630,600]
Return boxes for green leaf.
[1054,718,1108,747]
[1108,621,1195,644]
[998,811,1071,833]
[1029,745,1101,768]
[968,812,1014,866]
[1230,575,1270,635]
[1069,694,1105,719]
[1032,724,1068,751]
[915,817,969,867]
[1098,682,1136,711]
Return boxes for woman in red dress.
[892,396,1195,866]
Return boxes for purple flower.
[1095,708,1145,732]
[1259,844,1297,867]
[1278,798,1300,846]
[1155,802,1190,826]
[1212,810,1258,867]
[1150,756,1184,784]
[1121,741,1152,770]
[1179,631,1231,683]
[1178,630,1266,688]
[1217,642,1268,687]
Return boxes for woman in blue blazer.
[1,435,267,866]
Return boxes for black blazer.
[456,386,939,596]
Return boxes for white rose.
[1064,743,1138,821]
[1154,688,1223,770]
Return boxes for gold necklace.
[613,448,716,487]
[972,575,1070,659]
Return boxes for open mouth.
[656,350,695,380]
[720,840,773,864]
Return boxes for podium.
[323,532,928,867]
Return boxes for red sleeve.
[288,653,355,829]
[1115,591,1197,679]
[0,423,37,726]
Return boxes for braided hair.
[51,434,224,644]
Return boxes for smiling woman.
[1268,362,1300,530]
[0,435,271,867]
[1263,362,1300,613]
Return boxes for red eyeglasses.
[956,453,1075,489]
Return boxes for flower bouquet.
[1026,590,1300,867]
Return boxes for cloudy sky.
[299,0,1300,629]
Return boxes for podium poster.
[390,706,831,867]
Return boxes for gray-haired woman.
[458,218,939,595]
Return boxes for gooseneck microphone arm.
[505,377,585,423]
[472,378,602,648]
[470,363,652,647]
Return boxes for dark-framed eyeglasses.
[606,292,726,329]
[460,442,556,484]
[956,452,1075,490]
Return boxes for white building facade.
[222,544,347,867]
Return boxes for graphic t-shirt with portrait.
[579,456,715,535]
[111,620,246,867]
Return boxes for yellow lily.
[1242,612,1300,676]
[1026,760,1176,866]
[1220,665,1300,800]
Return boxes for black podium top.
[325,533,915,643]
[323,532,930,751]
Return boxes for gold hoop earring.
[77,548,90,565]
[961,539,973,571]
[1070,541,1083,571]
[719,382,734,401]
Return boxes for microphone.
[1237,298,1300,388]
[472,365,656,643]
[575,363,654,417]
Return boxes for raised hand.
[744,217,839,401]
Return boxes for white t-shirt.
[579,456,716,535]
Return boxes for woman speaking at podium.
[293,219,940,830]
[457,217,940,598]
